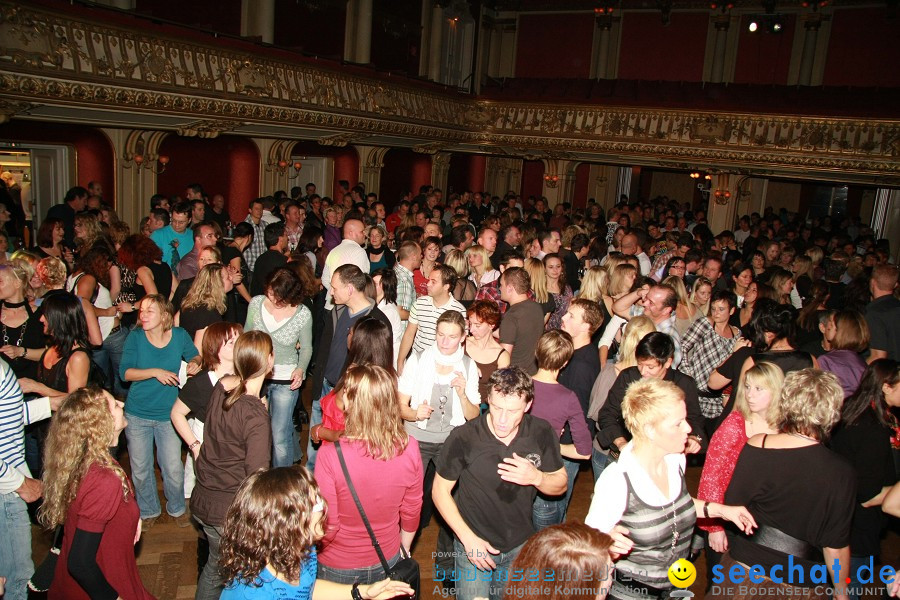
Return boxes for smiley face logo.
[667,559,696,588]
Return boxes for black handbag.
[28,525,64,592]
[335,441,419,598]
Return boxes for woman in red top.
[310,318,394,445]
[697,361,784,585]
[41,386,153,600]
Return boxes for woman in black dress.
[176,264,234,347]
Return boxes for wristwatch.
[188,440,201,452]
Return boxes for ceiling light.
[748,20,758,31]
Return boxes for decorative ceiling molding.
[0,2,898,185]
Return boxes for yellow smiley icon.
[667,558,696,588]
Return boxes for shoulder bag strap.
[334,441,392,574]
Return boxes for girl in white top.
[372,268,403,368]
[465,245,500,289]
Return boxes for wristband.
[703,501,710,519]
[351,582,363,600]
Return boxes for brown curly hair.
[118,234,162,271]
[219,466,324,587]
[39,387,130,529]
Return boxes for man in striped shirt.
[393,241,422,324]
[397,264,466,374]
[0,361,40,600]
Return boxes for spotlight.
[748,20,758,31]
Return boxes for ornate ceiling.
[0,0,899,185]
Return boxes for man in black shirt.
[249,222,288,297]
[433,367,566,600]
[596,332,705,462]
[46,185,87,248]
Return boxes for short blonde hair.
[622,378,685,441]
[37,257,68,289]
[732,361,784,422]
[443,249,469,278]
[774,368,843,440]
[139,294,174,331]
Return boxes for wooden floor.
[29,407,900,600]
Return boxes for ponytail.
[223,330,273,411]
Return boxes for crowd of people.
[0,175,899,600]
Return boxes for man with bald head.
[322,217,370,309]
[620,232,651,276]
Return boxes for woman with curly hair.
[73,213,111,258]
[192,330,273,600]
[315,364,423,585]
[218,465,412,600]
[117,234,175,322]
[175,263,233,346]
[41,386,152,600]
[0,263,45,378]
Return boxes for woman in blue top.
[219,465,412,600]
[120,293,200,529]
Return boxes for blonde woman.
[586,379,755,599]
[768,268,797,307]
[73,212,109,257]
[444,249,476,305]
[690,276,713,317]
[698,362,784,559]
[315,365,423,584]
[465,244,500,290]
[525,257,554,325]
[121,294,200,528]
[0,263,44,377]
[596,263,640,367]
[588,316,656,478]
[791,255,815,302]
[175,263,234,346]
[665,274,701,337]
[40,386,153,599]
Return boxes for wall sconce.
[543,174,559,188]
[267,159,303,177]
[594,4,615,28]
[124,153,169,175]
[713,189,732,205]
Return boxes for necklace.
[669,497,680,558]
[2,300,26,309]
[789,432,818,443]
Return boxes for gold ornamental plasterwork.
[0,1,899,183]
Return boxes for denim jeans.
[418,440,455,572]
[305,379,333,472]
[103,325,132,398]
[124,413,186,519]
[591,447,610,482]
[531,457,580,530]
[317,550,401,585]
[0,491,33,600]
[452,538,523,600]
[268,382,301,468]
[194,515,225,600]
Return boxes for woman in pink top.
[697,361,784,583]
[314,365,424,584]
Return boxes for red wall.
[0,121,113,208]
[515,13,594,78]
[134,0,241,36]
[156,135,259,223]
[733,14,795,85]
[447,153,487,196]
[823,8,900,87]
[380,149,432,208]
[618,12,709,82]
[521,160,544,200]
[572,162,590,209]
